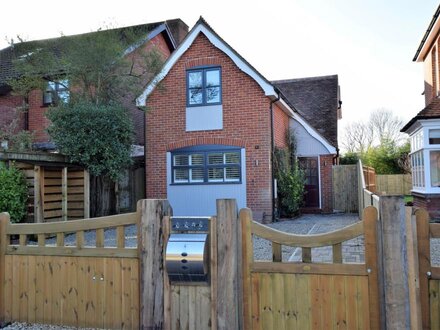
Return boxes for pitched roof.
[137,18,337,154]
[401,97,440,132]
[137,16,278,105]
[0,19,188,93]
[272,75,341,148]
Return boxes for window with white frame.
[430,150,440,187]
[411,130,423,152]
[172,147,240,184]
[411,150,425,188]
[43,79,70,106]
[429,129,440,145]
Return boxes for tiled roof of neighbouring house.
[272,75,341,148]
[401,97,440,132]
[0,19,188,93]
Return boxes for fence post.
[415,208,430,330]
[406,207,423,329]
[239,208,253,330]
[216,199,240,330]
[0,212,9,325]
[379,196,410,329]
[138,199,172,330]
[363,206,382,329]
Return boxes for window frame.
[186,66,222,107]
[43,79,70,106]
[171,146,241,185]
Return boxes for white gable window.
[43,79,70,106]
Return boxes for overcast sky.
[1,0,438,143]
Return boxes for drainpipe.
[270,91,280,222]
[333,147,340,165]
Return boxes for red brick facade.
[145,33,280,219]
[143,32,335,219]
[0,93,24,134]
[0,32,173,145]
[273,103,289,148]
[319,154,334,213]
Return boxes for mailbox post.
[165,217,210,283]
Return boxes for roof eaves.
[413,4,440,62]
[401,114,440,132]
[136,17,277,106]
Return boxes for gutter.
[413,4,440,61]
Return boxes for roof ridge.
[272,74,338,84]
[3,20,173,49]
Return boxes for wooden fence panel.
[363,166,376,193]
[3,255,138,329]
[240,206,380,329]
[376,174,412,195]
[332,165,358,212]
[1,211,139,329]
[416,209,440,330]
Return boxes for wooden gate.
[240,206,381,329]
[416,208,440,330]
[0,211,139,329]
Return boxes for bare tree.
[342,109,406,153]
[342,121,374,153]
[369,108,406,145]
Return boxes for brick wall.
[145,33,274,219]
[413,193,440,220]
[124,33,172,145]
[273,103,289,148]
[320,154,334,213]
[28,89,51,142]
[0,93,24,134]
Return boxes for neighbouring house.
[402,6,440,219]
[0,19,189,221]
[402,4,440,220]
[136,18,341,221]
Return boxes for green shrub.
[47,101,134,181]
[276,159,305,218]
[340,152,359,165]
[0,163,28,223]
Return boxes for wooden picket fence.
[0,211,139,329]
[1,197,439,330]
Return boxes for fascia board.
[136,24,276,106]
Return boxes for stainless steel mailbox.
[165,233,209,282]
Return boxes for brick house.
[137,18,341,220]
[0,19,189,220]
[0,19,188,147]
[402,4,440,220]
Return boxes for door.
[299,157,320,208]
